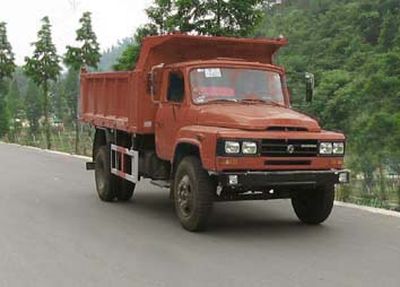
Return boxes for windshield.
[190,67,285,105]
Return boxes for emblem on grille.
[287,144,295,154]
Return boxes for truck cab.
[80,34,349,231]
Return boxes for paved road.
[0,143,399,287]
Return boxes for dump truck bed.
[80,66,158,134]
[80,71,138,133]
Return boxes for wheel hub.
[177,175,193,217]
[96,160,105,190]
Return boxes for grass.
[6,125,93,156]
[336,179,400,211]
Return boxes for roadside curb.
[334,201,400,218]
[0,141,92,161]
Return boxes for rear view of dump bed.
[80,68,157,134]
[81,71,136,132]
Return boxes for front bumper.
[218,169,350,189]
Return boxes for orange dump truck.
[80,34,349,231]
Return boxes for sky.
[0,0,151,65]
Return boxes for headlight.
[242,141,257,154]
[225,141,240,154]
[319,142,333,155]
[333,142,345,155]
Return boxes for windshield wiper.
[241,98,266,104]
[206,98,239,104]
[241,98,285,107]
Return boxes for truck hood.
[196,104,321,132]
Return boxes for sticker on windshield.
[204,68,222,78]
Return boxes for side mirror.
[305,72,314,103]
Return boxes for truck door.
[155,70,186,160]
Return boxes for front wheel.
[291,184,335,224]
[174,156,215,231]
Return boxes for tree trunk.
[397,184,400,209]
[378,163,386,201]
[75,118,80,154]
[216,0,221,35]
[43,82,51,150]
[75,72,80,155]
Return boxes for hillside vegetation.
[256,0,400,204]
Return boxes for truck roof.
[135,34,288,72]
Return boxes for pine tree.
[0,22,15,80]
[0,22,16,138]
[24,16,61,149]
[64,11,101,154]
[64,12,101,70]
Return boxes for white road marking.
[0,141,91,161]
[335,201,400,218]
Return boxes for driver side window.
[167,72,185,103]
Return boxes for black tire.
[116,179,135,202]
[291,184,335,224]
[94,146,117,202]
[174,156,215,231]
[169,180,174,200]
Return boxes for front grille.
[260,139,318,157]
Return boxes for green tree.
[195,0,265,36]
[0,22,15,80]
[64,12,101,70]
[0,90,10,138]
[62,68,80,123]
[99,38,133,71]
[113,25,158,71]
[25,80,42,137]
[145,0,173,34]
[0,22,16,138]
[6,79,23,141]
[24,16,61,149]
[115,0,265,70]
[64,11,101,153]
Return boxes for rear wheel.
[174,156,215,231]
[115,179,135,202]
[291,184,335,224]
[94,145,117,202]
